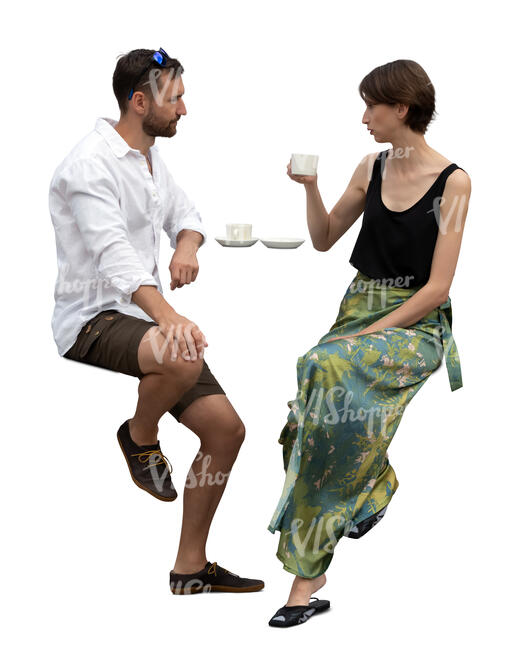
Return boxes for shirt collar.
[95,117,160,158]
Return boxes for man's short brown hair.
[112,48,184,114]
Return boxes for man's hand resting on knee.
[131,285,208,362]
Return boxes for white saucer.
[215,236,259,247]
[260,237,305,249]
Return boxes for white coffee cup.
[291,153,319,176]
[226,223,252,240]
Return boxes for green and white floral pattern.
[267,271,462,578]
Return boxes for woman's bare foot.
[285,572,327,606]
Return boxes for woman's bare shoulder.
[431,149,469,177]
[353,151,382,193]
[446,167,472,191]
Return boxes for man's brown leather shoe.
[170,561,265,594]
[117,419,177,501]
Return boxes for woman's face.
[362,99,403,141]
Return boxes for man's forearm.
[131,285,176,322]
[176,229,203,251]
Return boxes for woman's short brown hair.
[359,59,437,134]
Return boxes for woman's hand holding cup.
[287,161,318,186]
[287,154,319,186]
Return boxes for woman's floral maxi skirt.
[267,270,463,578]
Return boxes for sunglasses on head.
[128,47,172,100]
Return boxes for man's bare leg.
[171,394,245,574]
[128,325,204,446]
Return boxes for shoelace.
[131,449,172,474]
[207,561,238,577]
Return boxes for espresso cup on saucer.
[290,153,319,176]
[226,223,252,241]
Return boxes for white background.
[2,0,517,647]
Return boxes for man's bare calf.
[129,325,204,446]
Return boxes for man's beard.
[142,106,177,138]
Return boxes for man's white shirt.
[49,117,207,356]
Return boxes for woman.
[267,59,471,628]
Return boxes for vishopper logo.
[379,147,416,182]
[289,513,364,556]
[147,322,202,364]
[170,579,212,595]
[295,385,404,431]
[428,192,467,233]
[185,450,231,488]
[136,450,175,493]
[348,275,416,310]
[55,263,156,312]
[361,146,415,183]
[140,66,183,108]
[56,262,111,310]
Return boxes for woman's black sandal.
[268,596,330,627]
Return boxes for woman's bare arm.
[288,153,376,251]
[426,169,471,299]
[306,153,376,251]
[322,153,378,251]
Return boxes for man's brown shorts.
[63,309,226,421]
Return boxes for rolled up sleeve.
[63,158,159,305]
[163,171,207,249]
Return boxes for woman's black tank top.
[349,149,465,286]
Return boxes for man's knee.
[162,354,204,388]
[233,420,246,446]
[208,415,245,451]
[223,418,246,451]
[138,325,204,383]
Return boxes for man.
[49,47,263,595]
